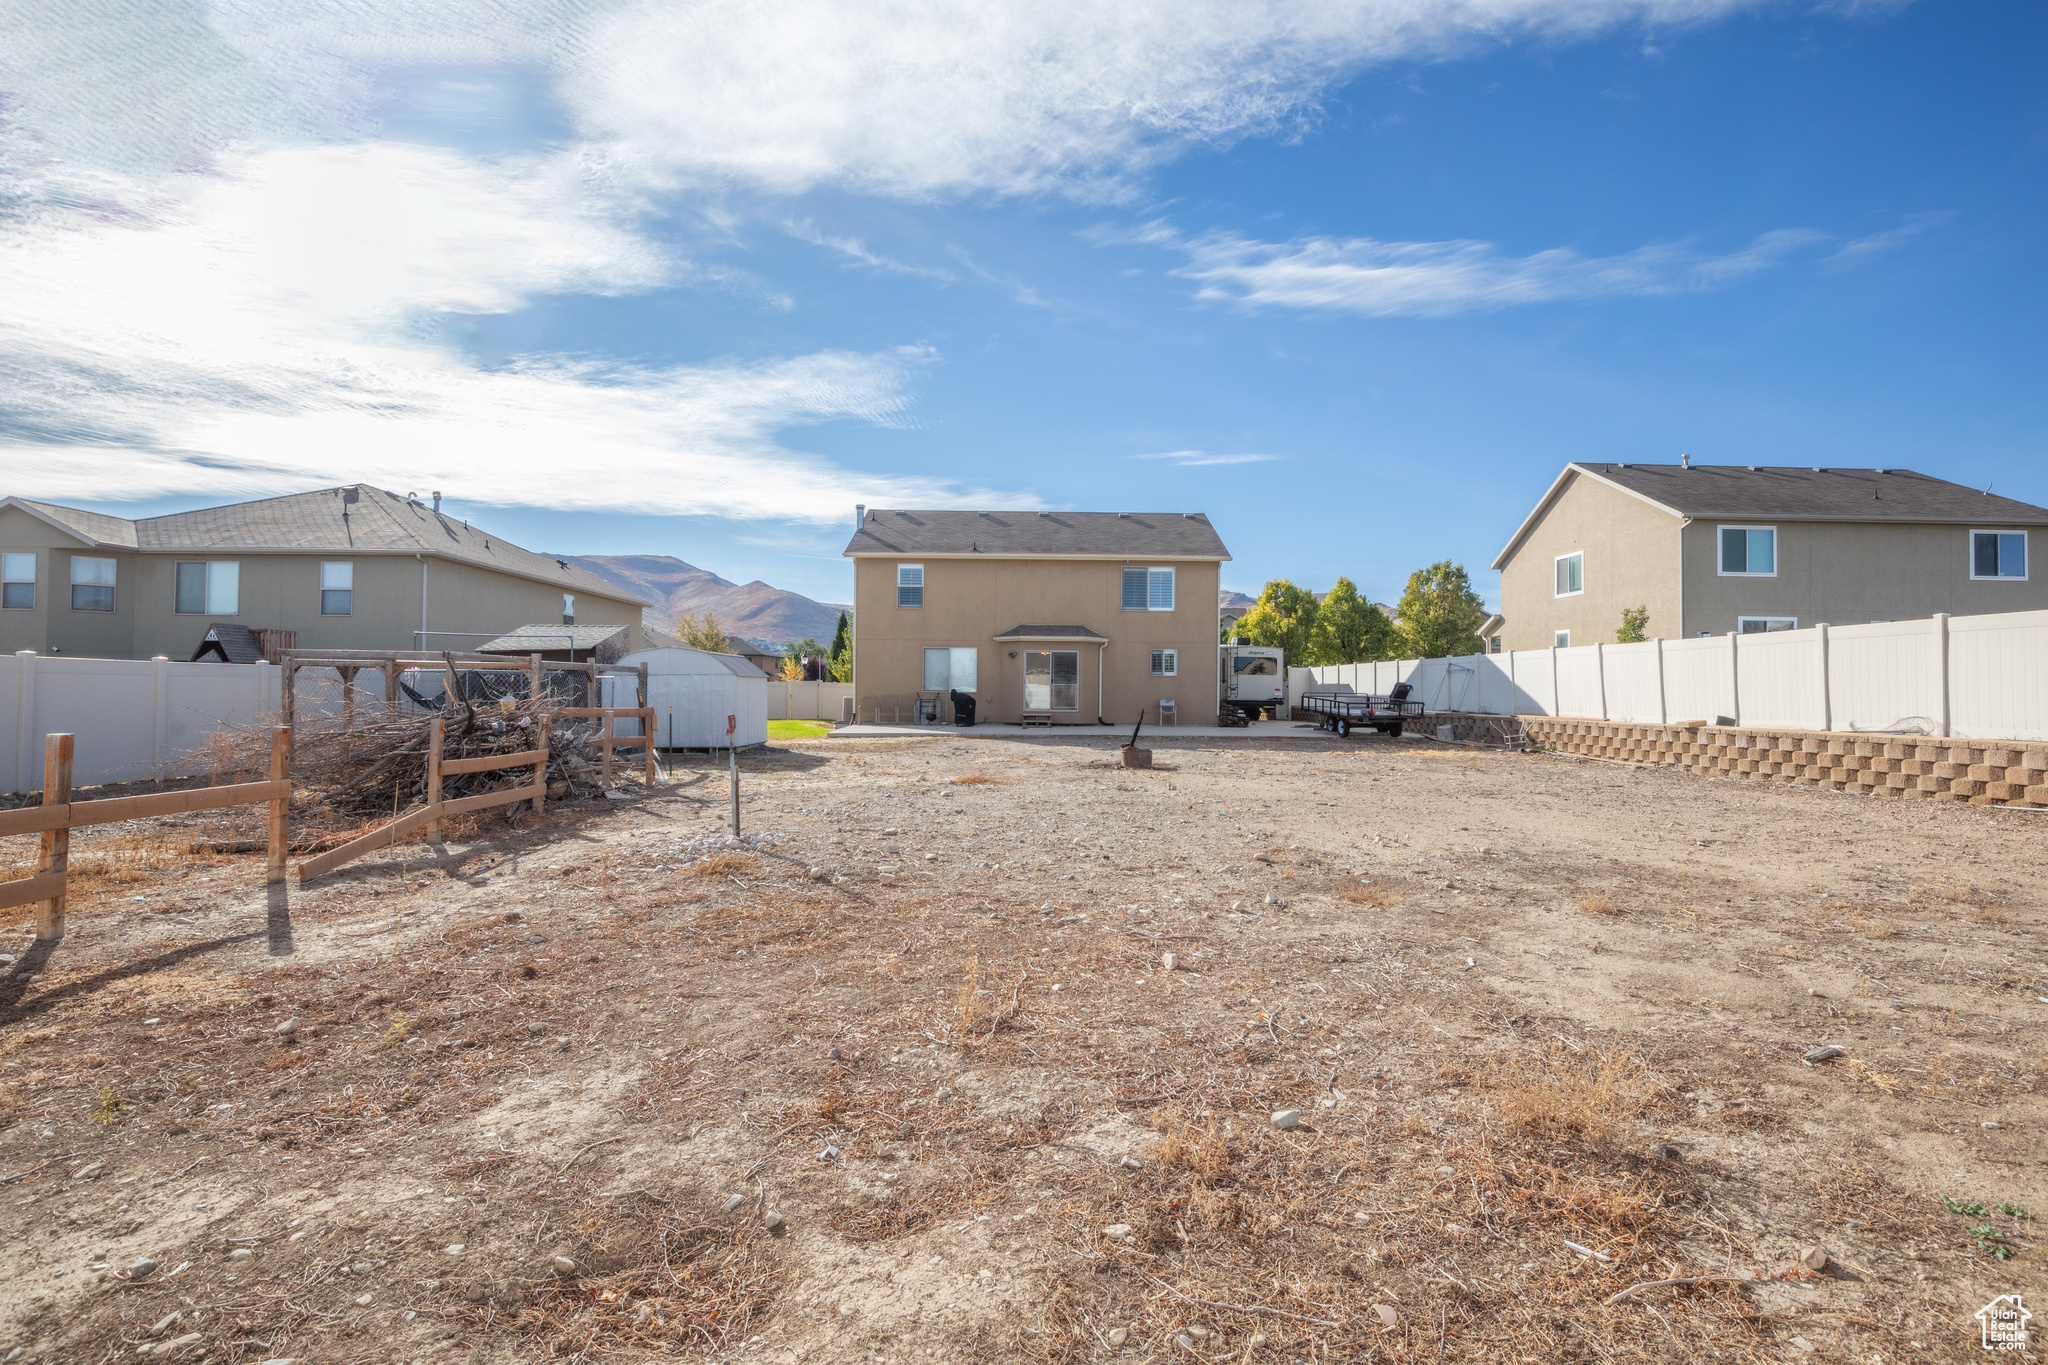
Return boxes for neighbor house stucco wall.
[1679,519,2048,637]
[851,555,1222,724]
[1497,472,1682,651]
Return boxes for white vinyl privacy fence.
[765,681,855,721]
[1292,609,2048,743]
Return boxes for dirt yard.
[2,728,2043,1364]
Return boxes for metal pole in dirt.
[666,705,674,779]
[726,713,740,836]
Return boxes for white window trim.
[1553,630,1570,648]
[1150,648,1178,677]
[896,563,924,609]
[924,646,979,692]
[320,560,353,615]
[1969,529,2029,582]
[1553,551,1584,598]
[1124,566,1176,611]
[1737,616,1799,633]
[0,552,33,610]
[1716,524,1779,577]
[70,556,117,613]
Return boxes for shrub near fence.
[1292,608,2048,743]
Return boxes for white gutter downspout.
[417,554,428,649]
[1098,642,1107,726]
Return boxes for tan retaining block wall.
[1517,718,2048,808]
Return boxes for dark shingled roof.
[1579,464,2048,524]
[992,624,1109,640]
[6,486,645,604]
[845,510,1230,558]
[191,623,267,664]
[476,624,630,653]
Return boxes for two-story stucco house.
[0,485,645,661]
[843,508,1230,725]
[1487,462,2048,652]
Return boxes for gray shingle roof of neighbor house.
[475,624,631,653]
[1494,463,2048,568]
[844,510,1231,558]
[4,486,646,604]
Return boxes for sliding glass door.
[1023,650,1080,711]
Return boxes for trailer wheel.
[1334,718,1350,737]
[1387,722,1404,738]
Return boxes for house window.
[897,563,924,608]
[924,647,978,691]
[1718,525,1777,576]
[1554,630,1570,648]
[1,553,32,610]
[320,561,353,615]
[1150,649,1178,676]
[1738,616,1798,633]
[562,593,575,621]
[1123,567,1175,611]
[1971,530,2028,580]
[1489,636,1502,654]
[1024,650,1079,710]
[70,556,116,612]
[175,561,239,615]
[1553,552,1583,597]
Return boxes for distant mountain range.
[558,554,850,650]
[1220,590,1258,615]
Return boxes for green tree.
[1307,576,1397,665]
[1232,579,1320,665]
[1394,561,1489,660]
[780,636,828,680]
[827,611,852,683]
[673,611,736,655]
[1616,605,1650,644]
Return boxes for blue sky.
[3,1,2042,610]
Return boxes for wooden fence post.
[529,652,543,709]
[601,714,614,787]
[642,708,656,782]
[267,726,290,886]
[35,733,72,941]
[534,714,551,816]
[425,716,445,844]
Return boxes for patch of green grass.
[768,719,837,741]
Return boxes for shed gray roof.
[1578,463,2048,523]
[3,486,644,604]
[476,624,629,653]
[845,510,1229,558]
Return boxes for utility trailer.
[1299,683,1424,738]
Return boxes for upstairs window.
[71,556,116,612]
[1,553,33,610]
[1553,552,1583,597]
[1719,526,1776,576]
[321,561,353,615]
[1150,649,1178,676]
[1123,566,1174,610]
[897,563,924,608]
[1972,530,2028,580]
[176,561,239,615]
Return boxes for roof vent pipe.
[855,503,865,529]
[1679,454,1691,469]
[432,491,442,513]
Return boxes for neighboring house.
[1487,461,2048,651]
[476,623,633,664]
[0,485,645,662]
[844,508,1230,725]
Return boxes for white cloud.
[1133,450,1282,466]
[0,142,1022,522]
[563,0,1765,200]
[1152,224,1832,316]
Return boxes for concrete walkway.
[826,718,1366,741]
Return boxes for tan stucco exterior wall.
[1496,473,1682,651]
[851,556,1223,725]
[0,505,641,659]
[1679,519,2048,637]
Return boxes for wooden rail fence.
[296,715,551,882]
[556,707,658,785]
[0,728,290,941]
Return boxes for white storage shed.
[604,647,769,749]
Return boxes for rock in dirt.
[527,1022,547,1035]
[721,1194,747,1214]
[1174,1334,1195,1351]
[1803,1045,1847,1065]
[274,1018,298,1036]
[1103,1224,1134,1239]
[1651,1144,1683,1160]
[74,1163,105,1181]
[149,1311,180,1335]
[1107,1327,1129,1346]
[154,1332,204,1356]
[828,1047,843,1060]
[354,1292,374,1306]
[551,1256,578,1275]
[763,1211,786,1231]
[1375,1304,1399,1327]
[229,1247,253,1260]
[1270,1109,1302,1130]
[1798,1245,1831,1272]
[128,1257,159,1279]
[1160,952,1178,972]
